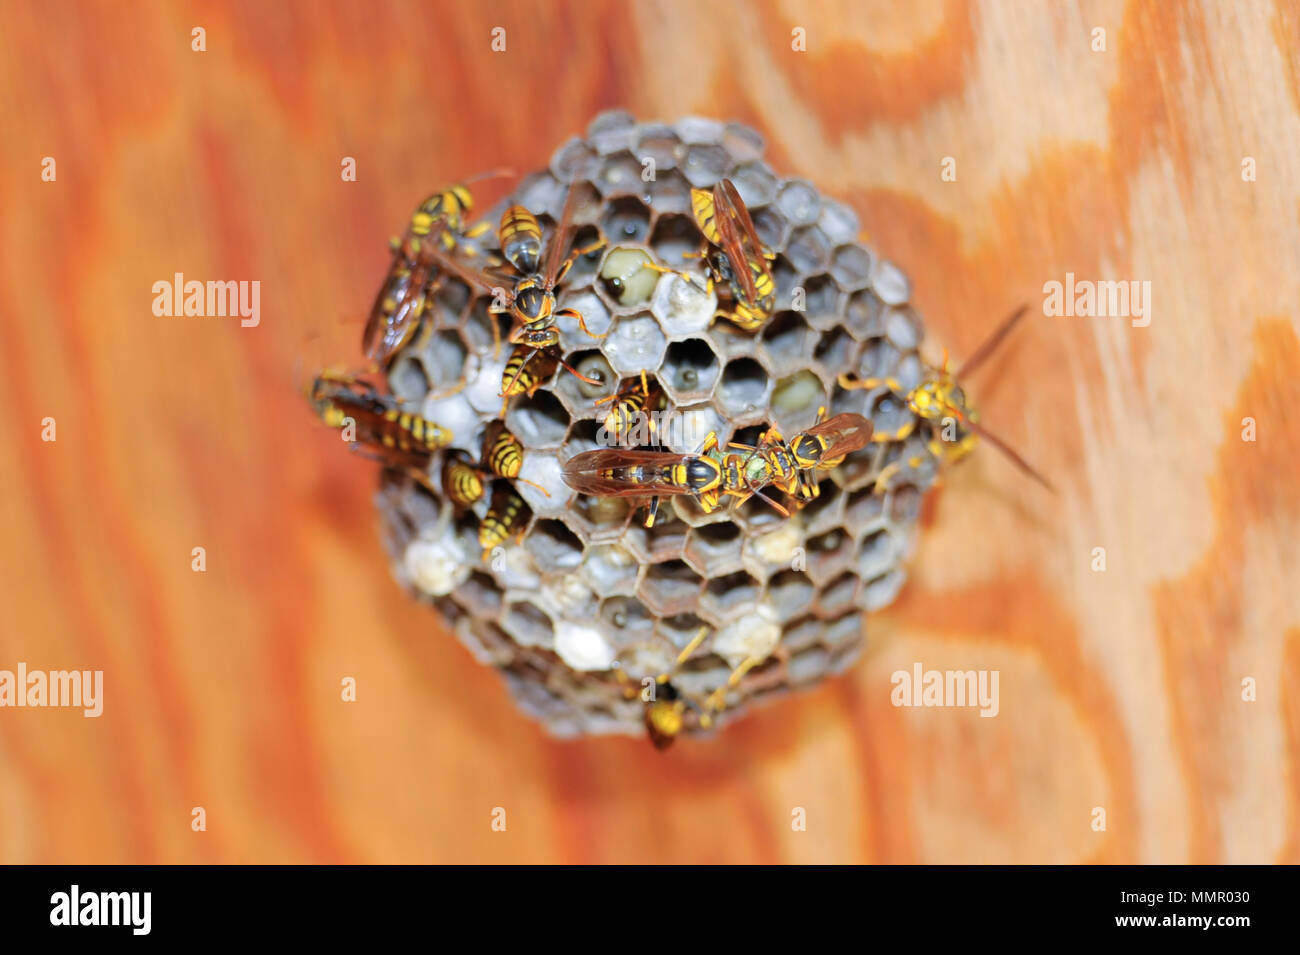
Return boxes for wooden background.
[1,0,1297,864]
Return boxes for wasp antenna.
[956,304,1030,379]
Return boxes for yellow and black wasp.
[593,370,665,446]
[614,625,711,750]
[362,169,512,367]
[837,305,1054,492]
[308,370,452,488]
[420,185,607,413]
[477,482,531,561]
[560,412,873,527]
[729,406,871,504]
[442,421,550,509]
[687,178,777,332]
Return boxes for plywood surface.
[0,0,1296,863]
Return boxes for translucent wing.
[542,185,579,288]
[561,448,698,497]
[803,413,875,458]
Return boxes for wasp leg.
[555,306,607,341]
[699,653,766,728]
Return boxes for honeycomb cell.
[503,600,555,649]
[637,125,683,170]
[857,526,896,579]
[599,596,655,643]
[845,485,887,529]
[683,522,743,576]
[551,137,603,183]
[831,244,873,291]
[461,619,516,667]
[588,109,636,137]
[784,226,832,274]
[601,196,653,243]
[650,270,715,338]
[798,480,844,537]
[638,559,705,616]
[817,572,860,616]
[663,402,724,454]
[844,289,885,341]
[771,371,826,430]
[870,257,912,306]
[649,212,704,262]
[553,350,614,419]
[645,169,693,214]
[525,519,584,570]
[716,358,770,417]
[788,645,831,685]
[589,118,638,156]
[457,570,505,618]
[505,390,569,449]
[660,338,720,403]
[599,246,660,308]
[676,115,725,144]
[887,484,923,524]
[884,306,924,351]
[603,313,668,376]
[554,289,612,348]
[646,517,689,562]
[572,491,631,539]
[721,123,765,162]
[818,199,861,245]
[730,161,779,207]
[776,180,822,227]
[863,569,906,611]
[813,326,856,372]
[682,144,730,187]
[423,329,468,392]
[594,152,647,196]
[751,205,789,251]
[805,528,854,584]
[820,608,863,651]
[581,543,640,594]
[761,312,816,370]
[800,274,841,324]
[702,570,761,620]
[389,354,430,402]
[514,171,566,218]
[768,569,815,622]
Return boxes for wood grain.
[0,0,1296,863]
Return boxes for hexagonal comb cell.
[362,113,943,743]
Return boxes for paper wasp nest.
[376,112,938,739]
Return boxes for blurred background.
[0,0,1296,863]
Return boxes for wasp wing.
[542,184,579,289]
[716,179,773,300]
[804,413,875,459]
[561,448,699,497]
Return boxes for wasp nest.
[374,112,938,740]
